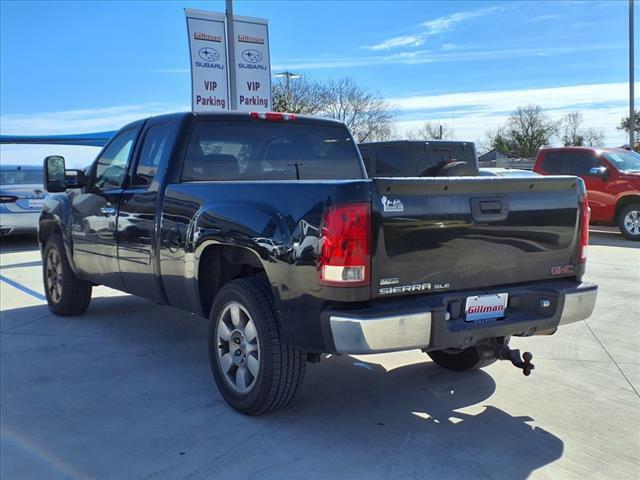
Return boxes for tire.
[427,338,508,371]
[618,203,640,241]
[433,161,477,177]
[208,277,306,415]
[42,234,92,315]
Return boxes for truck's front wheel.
[42,235,92,316]
[208,277,306,415]
[619,203,640,241]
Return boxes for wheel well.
[198,244,266,317]
[615,196,640,223]
[38,221,61,246]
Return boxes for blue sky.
[0,0,637,164]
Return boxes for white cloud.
[364,6,502,51]
[366,35,425,51]
[389,82,633,147]
[0,102,186,135]
[421,6,502,35]
[273,43,620,71]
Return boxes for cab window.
[542,151,572,174]
[570,152,600,176]
[132,124,170,186]
[94,129,136,189]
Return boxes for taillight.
[578,195,590,263]
[318,203,371,286]
[0,195,18,203]
[249,111,297,121]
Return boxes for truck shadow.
[1,298,564,480]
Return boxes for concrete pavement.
[1,231,638,479]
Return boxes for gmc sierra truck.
[40,112,597,415]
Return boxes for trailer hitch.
[496,345,534,376]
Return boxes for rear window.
[419,143,475,176]
[542,151,572,174]
[0,169,42,185]
[181,121,363,181]
[375,146,406,175]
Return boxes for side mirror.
[44,155,67,192]
[589,166,609,181]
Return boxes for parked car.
[534,147,640,240]
[40,112,597,415]
[0,164,46,236]
[479,168,540,177]
[358,140,477,177]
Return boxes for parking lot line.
[0,274,46,301]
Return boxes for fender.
[39,192,79,274]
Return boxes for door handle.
[99,206,117,216]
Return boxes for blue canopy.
[0,131,116,147]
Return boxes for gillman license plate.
[465,293,508,323]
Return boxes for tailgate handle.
[471,197,508,222]
[479,201,502,213]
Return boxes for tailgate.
[372,176,581,299]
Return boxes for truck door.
[568,151,611,223]
[116,121,172,301]
[71,126,140,289]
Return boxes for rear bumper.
[325,281,597,354]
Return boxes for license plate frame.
[28,199,45,209]
[464,293,508,323]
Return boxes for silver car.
[0,164,45,236]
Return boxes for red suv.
[534,147,640,240]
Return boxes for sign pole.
[226,0,238,110]
[630,0,636,148]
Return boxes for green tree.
[617,110,640,151]
[486,105,558,158]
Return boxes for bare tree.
[487,105,558,158]
[272,76,394,142]
[403,122,454,140]
[272,76,324,115]
[319,78,394,142]
[561,112,604,147]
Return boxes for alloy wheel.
[45,248,63,303]
[624,210,640,236]
[215,301,261,394]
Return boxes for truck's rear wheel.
[619,203,640,241]
[42,235,92,315]
[427,338,508,371]
[208,277,306,415]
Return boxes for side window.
[94,129,137,189]
[542,152,572,174]
[132,124,170,186]
[376,146,405,175]
[570,152,600,176]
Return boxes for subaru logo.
[198,47,220,62]
[241,49,263,64]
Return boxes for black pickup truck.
[40,111,597,415]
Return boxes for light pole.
[630,0,635,148]
[275,71,302,112]
[275,71,302,96]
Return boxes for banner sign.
[185,9,271,112]
[232,16,272,112]
[185,9,229,112]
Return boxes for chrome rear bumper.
[329,282,597,354]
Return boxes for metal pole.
[630,0,635,148]
[226,0,237,110]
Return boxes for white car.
[0,164,45,236]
